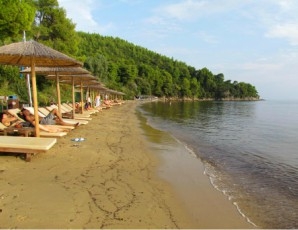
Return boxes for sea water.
[137,100,298,229]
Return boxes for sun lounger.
[0,136,57,161]
[57,104,72,113]
[61,104,92,118]
[6,108,74,137]
[38,107,51,116]
[24,106,46,118]
[61,103,93,117]
[66,103,97,115]
[32,108,77,128]
[1,125,35,137]
[0,116,33,136]
[0,122,7,135]
[60,104,93,118]
[63,103,93,114]
[44,106,91,123]
[39,131,68,137]
[62,103,74,111]
[1,121,68,138]
[0,122,7,129]
[17,107,76,130]
[7,108,24,121]
[41,107,89,124]
[49,104,70,114]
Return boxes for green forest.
[0,0,259,104]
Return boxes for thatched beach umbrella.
[77,82,108,106]
[106,89,125,100]
[46,74,98,117]
[0,40,82,137]
[20,66,90,116]
[80,84,108,100]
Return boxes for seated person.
[84,100,92,111]
[102,99,112,108]
[20,108,79,132]
[0,112,22,127]
[113,99,122,105]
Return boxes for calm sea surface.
[137,100,298,229]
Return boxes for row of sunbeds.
[0,101,120,161]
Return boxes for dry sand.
[0,101,254,229]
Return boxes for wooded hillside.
[0,0,259,104]
[78,32,259,100]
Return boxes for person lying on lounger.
[20,108,79,130]
[0,112,22,127]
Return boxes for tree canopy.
[0,0,36,43]
[77,32,259,100]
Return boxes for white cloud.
[266,24,298,46]
[59,0,97,29]
[58,0,113,34]
[154,0,298,47]
[251,0,298,46]
[277,0,297,12]
[153,0,255,21]
[157,0,207,21]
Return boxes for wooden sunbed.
[6,108,24,121]
[39,131,68,137]
[60,104,93,119]
[60,103,94,117]
[66,103,98,115]
[24,107,46,118]
[62,103,74,111]
[7,108,75,131]
[0,136,57,161]
[1,122,67,138]
[36,107,81,127]
[44,106,91,123]
[0,122,8,135]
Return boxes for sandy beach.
[0,101,254,229]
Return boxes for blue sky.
[58,0,298,100]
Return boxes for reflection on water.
[138,100,298,229]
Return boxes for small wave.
[233,202,258,227]
[171,135,198,159]
[171,135,259,227]
[204,162,258,228]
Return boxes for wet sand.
[0,101,254,228]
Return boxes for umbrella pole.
[72,77,75,119]
[80,81,84,114]
[56,73,62,116]
[26,73,33,106]
[31,61,40,137]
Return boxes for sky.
[58,0,298,100]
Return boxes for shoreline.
[136,104,254,228]
[0,101,253,228]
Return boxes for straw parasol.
[0,40,82,137]
[0,40,82,66]
[78,83,108,99]
[20,66,89,75]
[105,89,125,100]
[46,74,98,117]
[71,81,105,113]
[20,66,90,116]
[77,83,113,109]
